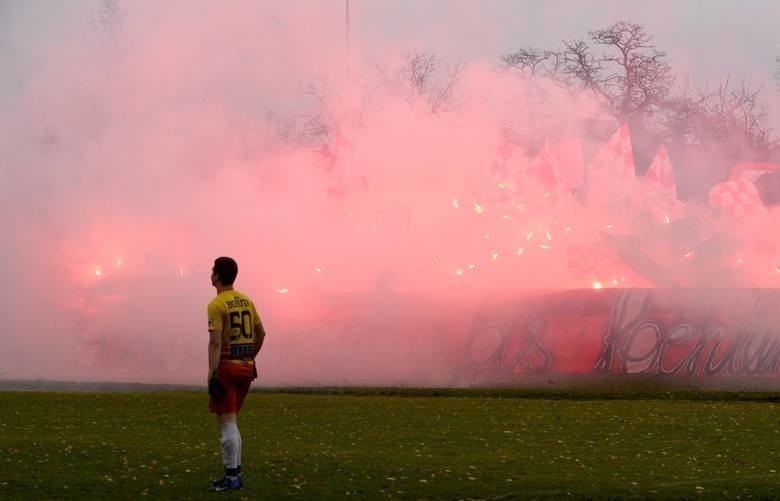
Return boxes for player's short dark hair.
[213,257,238,285]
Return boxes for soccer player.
[207,257,266,492]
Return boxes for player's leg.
[211,363,252,491]
[211,411,243,489]
[212,412,241,491]
[219,413,240,478]
[233,373,251,479]
[211,412,241,491]
[236,424,242,479]
[210,365,242,491]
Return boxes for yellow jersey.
[207,289,261,364]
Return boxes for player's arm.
[206,301,224,378]
[253,317,267,359]
[208,329,222,376]
[207,329,226,398]
[206,302,227,397]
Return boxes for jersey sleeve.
[252,303,261,329]
[207,300,223,332]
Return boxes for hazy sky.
[2,0,779,120]
[361,0,780,125]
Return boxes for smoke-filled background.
[1,0,779,385]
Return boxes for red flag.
[586,124,636,205]
[527,141,559,193]
[729,162,780,183]
[643,144,676,197]
[708,180,763,218]
[643,189,687,224]
[640,144,685,224]
[550,137,585,195]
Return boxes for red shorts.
[209,361,253,415]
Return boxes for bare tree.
[427,62,463,114]
[502,47,562,78]
[661,74,710,145]
[662,77,773,152]
[504,21,777,153]
[560,39,604,91]
[375,51,463,113]
[589,21,672,119]
[708,78,773,152]
[503,21,672,122]
[402,52,439,98]
[293,51,463,149]
[298,84,339,147]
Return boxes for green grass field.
[0,388,777,499]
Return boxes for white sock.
[220,422,239,472]
[236,426,242,473]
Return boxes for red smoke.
[0,2,778,385]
